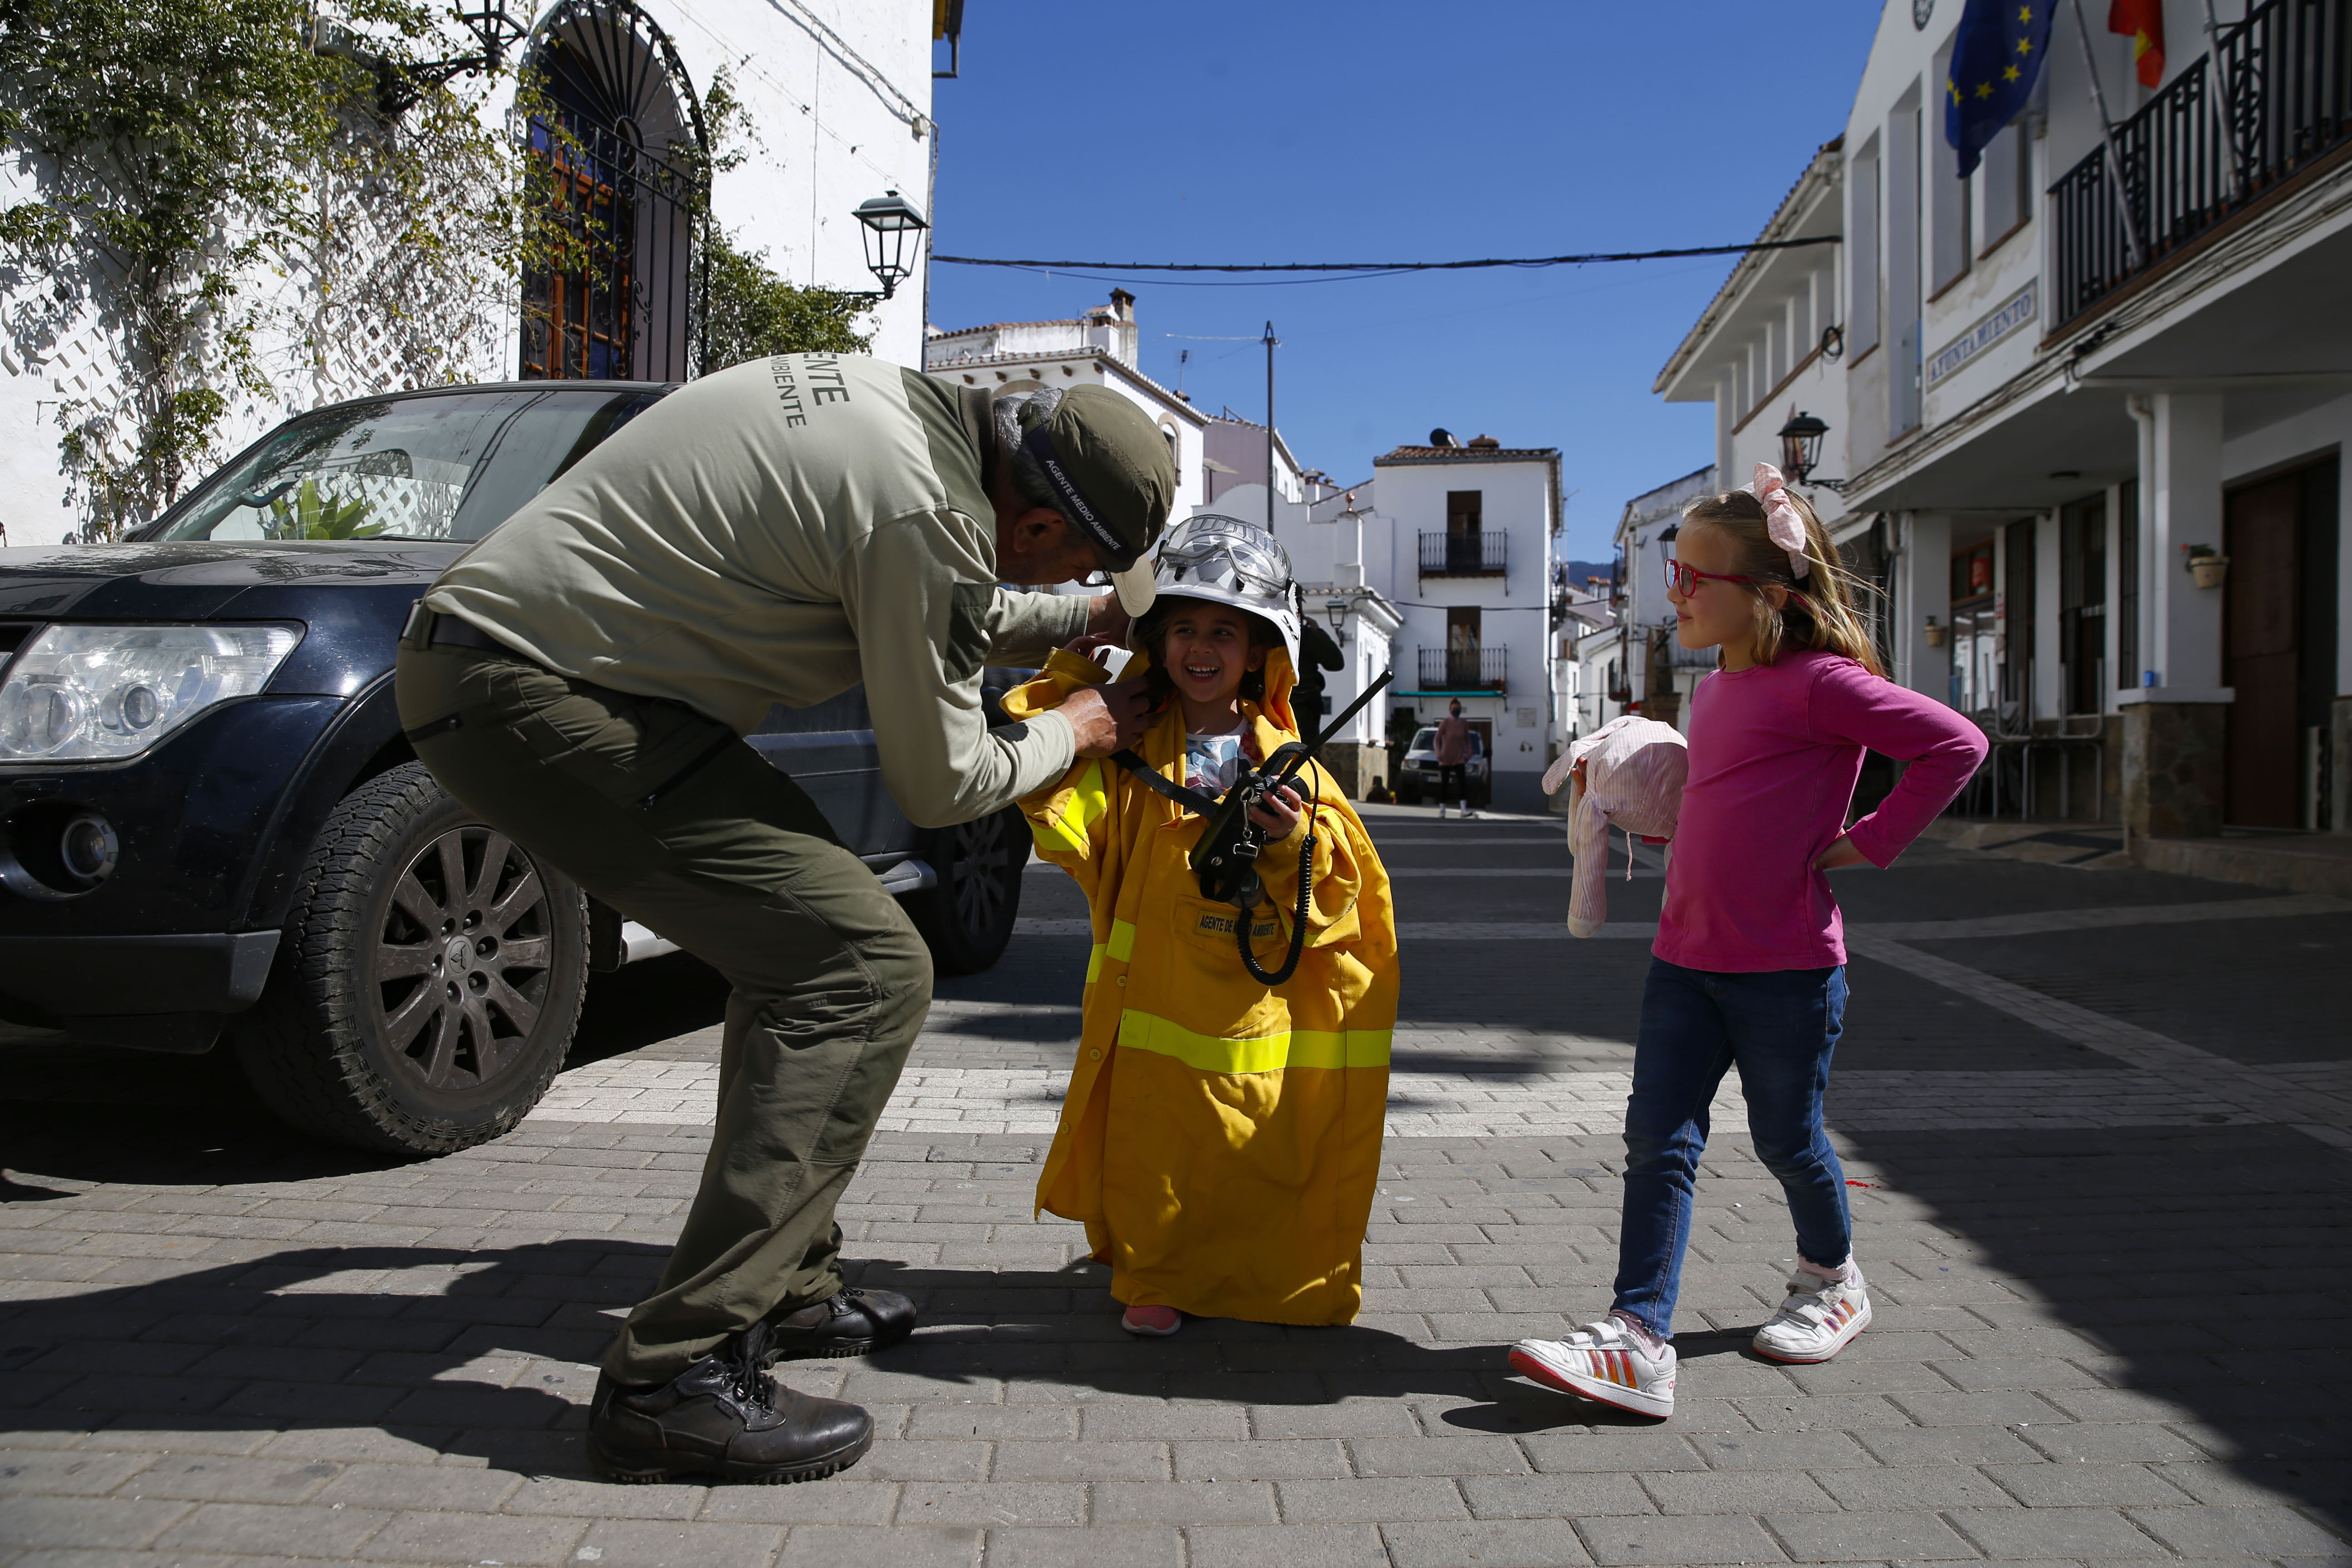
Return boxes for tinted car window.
[149,388,662,543]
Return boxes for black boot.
[761,1286,918,1361]
[589,1323,872,1484]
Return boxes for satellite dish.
[1429,427,1455,448]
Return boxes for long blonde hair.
[1680,487,1886,676]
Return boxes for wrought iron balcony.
[1418,530,1508,576]
[1416,646,1508,691]
[2052,0,2352,328]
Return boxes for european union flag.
[1945,0,2054,176]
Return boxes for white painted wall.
[0,0,933,539]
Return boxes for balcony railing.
[1418,530,1508,576]
[1416,646,1508,691]
[2052,0,2352,327]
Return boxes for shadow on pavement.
[1837,1120,2352,1533]
[0,1236,1668,1476]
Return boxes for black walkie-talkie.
[1186,669,1394,984]
[1109,670,1394,986]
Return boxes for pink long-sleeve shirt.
[1655,651,1989,973]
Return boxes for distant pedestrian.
[1510,465,1985,1419]
[1433,698,1476,818]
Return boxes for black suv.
[0,382,1030,1154]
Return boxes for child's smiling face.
[1159,600,1266,712]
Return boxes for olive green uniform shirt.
[423,353,1090,827]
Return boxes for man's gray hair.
[994,387,1064,513]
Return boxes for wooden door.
[2224,473,2302,827]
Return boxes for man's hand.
[1247,783,1303,842]
[1084,591,1130,646]
[1062,676,1151,757]
[1813,835,1871,871]
[1062,633,1123,672]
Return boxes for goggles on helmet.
[1155,516,1294,599]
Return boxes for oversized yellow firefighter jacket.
[1003,647,1398,1324]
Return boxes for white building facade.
[1,0,940,540]
[1601,466,1720,736]
[1654,0,2352,875]
[1369,436,1564,813]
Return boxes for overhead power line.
[932,235,1841,276]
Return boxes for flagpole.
[2199,0,2248,202]
[2066,0,2150,270]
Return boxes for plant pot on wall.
[2186,554,2229,589]
[1923,617,1949,647]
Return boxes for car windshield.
[149,387,664,543]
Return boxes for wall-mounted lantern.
[852,190,929,300]
[1776,411,1834,487]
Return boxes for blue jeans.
[1612,957,1852,1339]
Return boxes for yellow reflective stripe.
[1030,760,1110,857]
[1085,944,1105,984]
[1107,918,1137,963]
[1117,1009,1392,1074]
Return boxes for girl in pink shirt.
[1511,467,1986,1420]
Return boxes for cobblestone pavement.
[4,807,2349,1568]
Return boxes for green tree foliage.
[0,0,533,537]
[699,225,874,371]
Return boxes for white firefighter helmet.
[1142,514,1303,673]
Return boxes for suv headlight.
[0,623,305,762]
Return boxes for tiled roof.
[1374,444,1558,463]
[927,319,1090,337]
[920,348,1205,423]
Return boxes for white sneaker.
[1509,1319,1676,1418]
[1435,803,1448,818]
[1751,1269,1871,1363]
[1461,808,1479,820]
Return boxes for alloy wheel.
[373,825,554,1091]
[943,815,1014,937]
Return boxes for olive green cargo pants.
[394,643,932,1384]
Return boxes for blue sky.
[924,1,1882,562]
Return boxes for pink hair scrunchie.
[1745,461,1812,581]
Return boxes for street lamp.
[1325,596,1352,643]
[852,190,929,301]
[1776,411,1838,488]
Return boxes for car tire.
[1396,780,1422,805]
[233,762,588,1156]
[902,805,1025,976]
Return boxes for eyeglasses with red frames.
[1664,557,1758,597]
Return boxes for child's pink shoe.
[1121,1304,1181,1336]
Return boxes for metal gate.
[518,0,709,382]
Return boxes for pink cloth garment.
[1544,716,1688,938]
[1654,651,1988,973]
[1433,715,1472,766]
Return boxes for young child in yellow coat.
[1001,517,1399,1335]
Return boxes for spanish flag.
[2109,0,2166,87]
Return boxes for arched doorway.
[518,0,708,382]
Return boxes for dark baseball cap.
[1017,385,1176,612]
